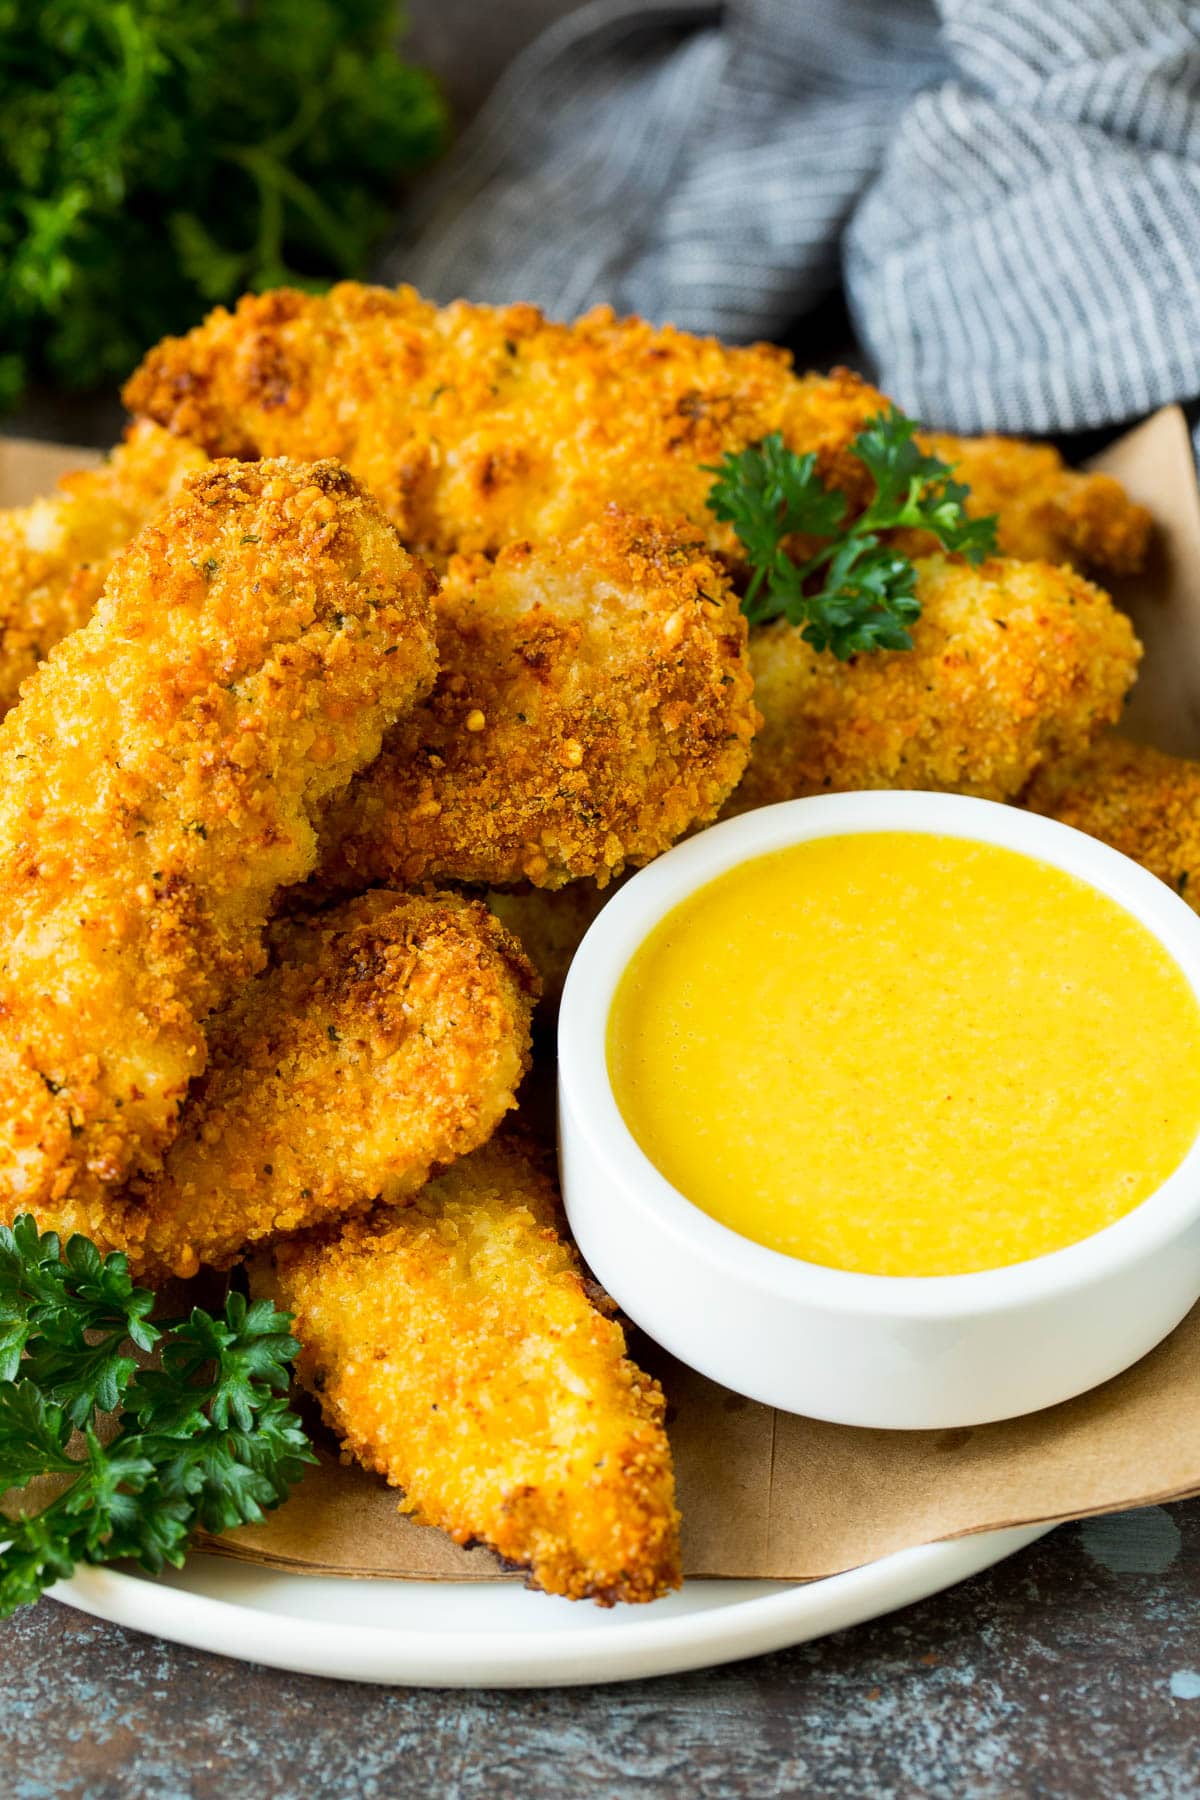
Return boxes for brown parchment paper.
[5,407,1200,1586]
[0,435,98,506]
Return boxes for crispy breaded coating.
[315,513,758,891]
[1024,736,1200,908]
[914,433,1153,579]
[127,892,537,1278]
[124,283,1154,596]
[124,283,888,563]
[0,420,209,716]
[733,555,1141,812]
[254,1136,681,1605]
[485,882,616,1016]
[0,459,438,1246]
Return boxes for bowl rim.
[557,790,1200,1322]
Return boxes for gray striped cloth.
[380,0,1200,445]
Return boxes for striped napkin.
[381,0,1200,448]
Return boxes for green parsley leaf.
[853,408,1000,562]
[0,1217,158,1420]
[705,406,999,658]
[0,1218,315,1617]
[705,439,846,615]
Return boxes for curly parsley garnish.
[705,406,999,658]
[0,1217,314,1617]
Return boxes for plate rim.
[48,1523,1053,1688]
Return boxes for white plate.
[50,1524,1051,1687]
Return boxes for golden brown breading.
[733,555,1141,812]
[254,1135,681,1605]
[485,882,616,1016]
[1024,736,1200,907]
[315,513,759,891]
[914,433,1153,578]
[123,283,889,563]
[0,458,438,1247]
[126,891,537,1278]
[0,420,209,716]
[124,285,1155,584]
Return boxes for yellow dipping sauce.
[608,832,1200,1276]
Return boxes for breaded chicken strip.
[316,513,758,891]
[0,459,438,1245]
[733,555,1140,812]
[914,434,1153,578]
[1024,737,1200,908]
[123,283,889,563]
[254,1136,681,1605]
[124,285,1153,584]
[0,421,209,716]
[126,892,537,1278]
[0,297,1145,699]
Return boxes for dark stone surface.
[4,1505,1200,1798]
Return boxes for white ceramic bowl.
[558,791,1200,1429]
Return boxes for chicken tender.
[0,420,209,716]
[254,1136,681,1605]
[316,513,758,891]
[1024,736,1200,907]
[0,459,438,1246]
[124,283,890,563]
[733,555,1141,812]
[124,285,1154,584]
[915,434,1153,579]
[127,892,537,1278]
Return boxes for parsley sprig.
[706,406,999,658]
[0,1216,315,1617]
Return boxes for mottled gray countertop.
[4,1505,1199,1798]
[4,5,1199,1793]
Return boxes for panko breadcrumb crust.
[0,458,437,1247]
[0,289,1149,728]
[127,891,538,1278]
[0,420,209,717]
[123,284,887,566]
[123,284,1152,583]
[734,554,1141,812]
[315,512,759,891]
[485,881,619,1017]
[255,1135,681,1606]
[917,433,1153,578]
[1024,736,1200,908]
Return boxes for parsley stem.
[743,566,767,611]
